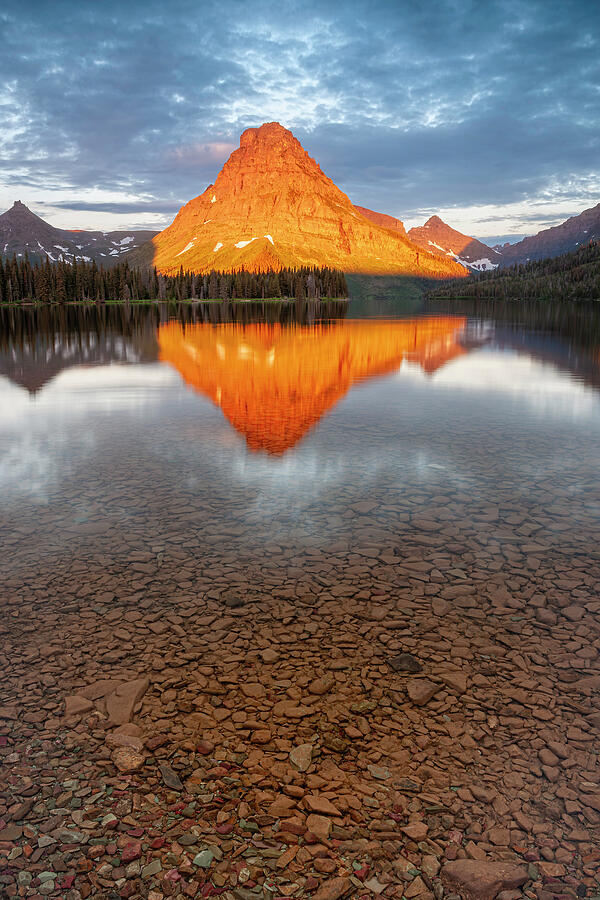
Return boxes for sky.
[0,0,598,241]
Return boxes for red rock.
[78,679,123,701]
[64,696,94,718]
[407,679,440,706]
[442,860,529,900]
[308,675,334,695]
[401,822,428,841]
[312,876,352,900]
[306,814,332,841]
[241,683,266,699]
[106,678,150,725]
[111,746,146,774]
[273,700,315,718]
[440,671,468,694]
[121,841,142,863]
[304,795,341,816]
[196,740,215,755]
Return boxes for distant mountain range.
[495,201,600,265]
[0,200,157,266]
[1,121,598,277]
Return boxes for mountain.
[408,216,499,271]
[131,122,466,278]
[497,201,600,266]
[0,201,158,266]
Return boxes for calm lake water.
[2,298,600,895]
[2,298,600,588]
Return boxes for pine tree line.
[0,256,348,304]
[427,240,600,302]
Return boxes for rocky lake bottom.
[0,300,599,900]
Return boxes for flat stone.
[112,746,146,773]
[78,679,123,701]
[106,677,150,725]
[105,728,145,752]
[442,860,529,900]
[401,822,428,841]
[367,764,390,780]
[273,700,315,718]
[389,652,422,673]
[407,679,440,706]
[309,675,334,695]
[0,824,22,841]
[159,764,183,790]
[121,841,142,863]
[306,814,332,841]
[304,794,341,816]
[241,682,266,699]
[142,858,162,879]
[64,695,94,718]
[440,671,468,694]
[290,743,313,772]
[312,876,352,900]
[193,850,214,868]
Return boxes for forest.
[0,256,348,303]
[428,240,600,301]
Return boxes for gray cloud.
[0,0,598,233]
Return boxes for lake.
[0,298,599,898]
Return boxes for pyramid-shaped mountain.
[408,216,499,271]
[138,123,467,278]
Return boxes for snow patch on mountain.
[235,235,275,249]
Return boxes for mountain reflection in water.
[157,318,467,454]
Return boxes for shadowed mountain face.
[131,123,467,279]
[497,201,600,266]
[157,318,468,453]
[408,216,499,271]
[0,201,158,266]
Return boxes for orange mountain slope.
[145,123,468,278]
[158,317,467,454]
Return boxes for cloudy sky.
[0,0,598,240]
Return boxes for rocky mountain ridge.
[408,216,500,271]
[496,201,600,266]
[0,201,158,266]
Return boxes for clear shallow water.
[2,299,600,897]
[1,299,600,595]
